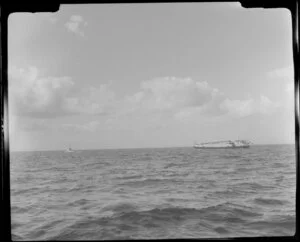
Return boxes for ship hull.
[193,139,251,149]
[194,145,250,149]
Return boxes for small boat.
[65,147,74,153]
[193,140,251,149]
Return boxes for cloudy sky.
[8,3,294,151]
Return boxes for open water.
[10,144,296,240]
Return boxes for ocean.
[10,144,296,240]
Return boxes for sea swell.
[10,145,296,240]
[40,202,277,240]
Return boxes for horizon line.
[9,143,296,153]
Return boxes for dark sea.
[10,144,296,240]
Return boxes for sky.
[8,2,295,151]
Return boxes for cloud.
[64,84,116,115]
[9,69,281,126]
[8,65,119,118]
[9,65,74,118]
[220,98,255,117]
[114,77,280,124]
[266,65,294,111]
[65,15,87,37]
[267,65,294,93]
[125,77,221,112]
[219,95,280,118]
[258,95,280,114]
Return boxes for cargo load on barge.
[193,140,251,149]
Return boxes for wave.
[31,219,64,231]
[246,215,295,235]
[67,183,96,193]
[131,153,156,162]
[11,186,43,196]
[101,202,138,214]
[23,165,61,173]
[120,178,182,188]
[83,161,112,169]
[67,198,90,207]
[100,203,259,225]
[11,203,36,214]
[11,221,22,231]
[13,200,293,240]
[219,154,242,159]
[200,202,262,221]
[214,226,230,234]
[163,163,182,169]
[236,182,274,191]
[213,189,245,198]
[115,174,144,180]
[235,167,258,173]
[44,202,265,240]
[10,146,295,240]
[253,198,288,206]
[11,233,23,241]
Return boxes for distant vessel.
[194,140,251,149]
[65,147,74,153]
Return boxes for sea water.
[10,144,296,240]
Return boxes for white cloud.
[219,95,279,118]
[8,65,118,118]
[258,95,280,114]
[267,65,294,113]
[65,15,87,37]
[220,98,255,117]
[64,84,116,115]
[9,65,74,118]
[115,77,280,124]
[127,77,220,112]
[8,69,282,128]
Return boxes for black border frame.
[1,1,299,241]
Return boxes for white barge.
[193,140,251,149]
